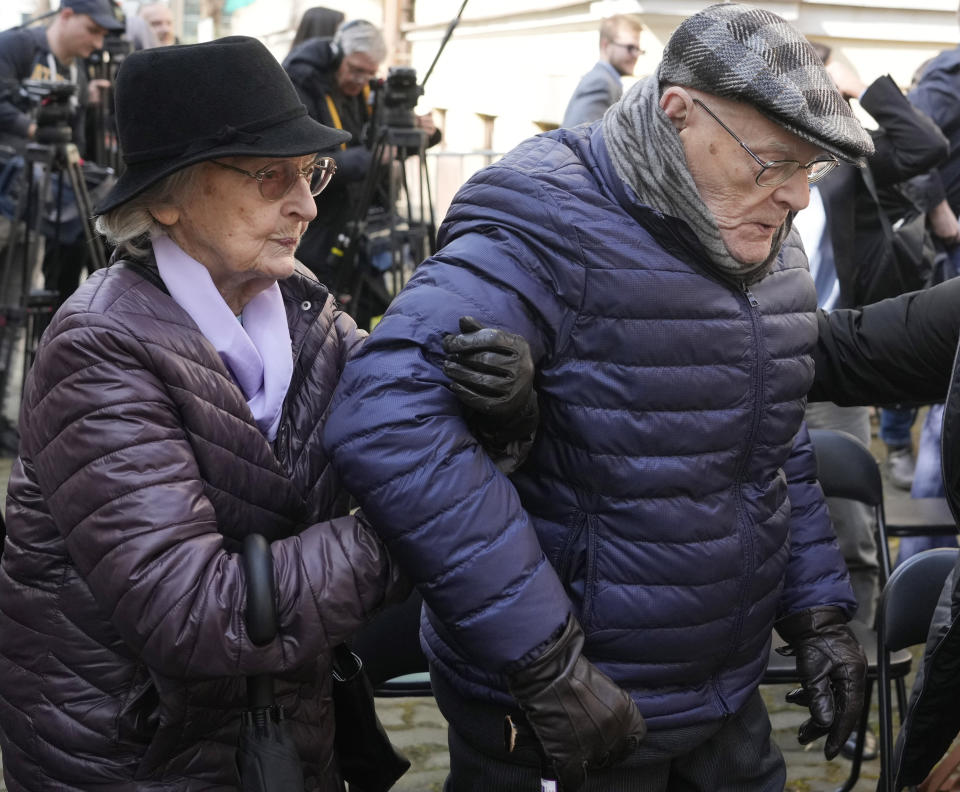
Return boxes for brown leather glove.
[775,606,867,759]
[507,615,646,791]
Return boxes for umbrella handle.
[243,533,278,645]
[243,533,278,711]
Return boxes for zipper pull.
[741,281,760,308]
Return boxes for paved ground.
[376,681,888,792]
[0,411,947,791]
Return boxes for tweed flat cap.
[660,3,874,163]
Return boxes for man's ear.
[660,86,694,132]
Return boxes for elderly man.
[562,14,643,128]
[282,20,389,287]
[325,4,872,790]
[138,1,176,47]
[283,19,438,317]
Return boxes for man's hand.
[825,61,867,101]
[507,615,646,791]
[928,199,960,248]
[775,606,867,759]
[87,78,111,105]
[416,112,437,137]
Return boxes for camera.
[21,79,77,107]
[382,67,422,128]
[21,80,78,143]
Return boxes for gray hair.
[95,165,200,258]
[334,19,386,63]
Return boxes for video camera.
[20,79,76,106]
[20,80,78,143]
[372,66,423,130]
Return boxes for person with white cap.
[324,4,875,789]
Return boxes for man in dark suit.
[561,15,642,128]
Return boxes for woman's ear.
[149,205,180,226]
[660,86,694,132]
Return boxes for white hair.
[95,166,199,258]
[335,19,386,63]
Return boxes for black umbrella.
[237,533,306,792]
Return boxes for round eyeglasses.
[691,99,839,188]
[211,157,338,201]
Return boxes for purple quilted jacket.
[0,257,404,791]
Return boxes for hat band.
[123,105,309,165]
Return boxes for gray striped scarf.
[601,70,789,283]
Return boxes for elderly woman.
[0,37,532,792]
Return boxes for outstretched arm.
[811,277,960,407]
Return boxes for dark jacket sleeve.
[779,423,857,618]
[18,309,401,680]
[324,166,577,672]
[810,277,960,406]
[861,75,948,188]
[909,55,960,211]
[0,31,35,141]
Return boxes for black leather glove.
[442,316,535,417]
[442,316,539,474]
[774,606,867,759]
[507,615,646,791]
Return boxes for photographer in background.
[0,0,124,156]
[0,0,123,307]
[282,18,439,304]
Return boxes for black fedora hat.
[96,36,350,214]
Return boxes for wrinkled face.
[60,10,107,59]
[671,90,825,266]
[151,156,318,310]
[602,26,641,77]
[140,4,175,46]
[335,51,379,96]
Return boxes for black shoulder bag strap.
[860,163,921,298]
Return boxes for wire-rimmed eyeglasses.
[691,99,838,187]
[211,157,337,201]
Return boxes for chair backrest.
[881,547,958,652]
[809,428,884,507]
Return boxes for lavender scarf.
[153,233,293,441]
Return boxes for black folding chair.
[764,428,912,791]
[876,547,958,792]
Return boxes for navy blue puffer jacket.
[324,123,855,730]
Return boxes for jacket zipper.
[711,280,764,716]
[273,298,317,475]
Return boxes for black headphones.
[329,19,375,65]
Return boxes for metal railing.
[398,149,506,231]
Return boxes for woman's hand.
[442,316,539,474]
[441,316,534,417]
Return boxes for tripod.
[322,1,468,330]
[0,135,106,440]
[328,122,435,328]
